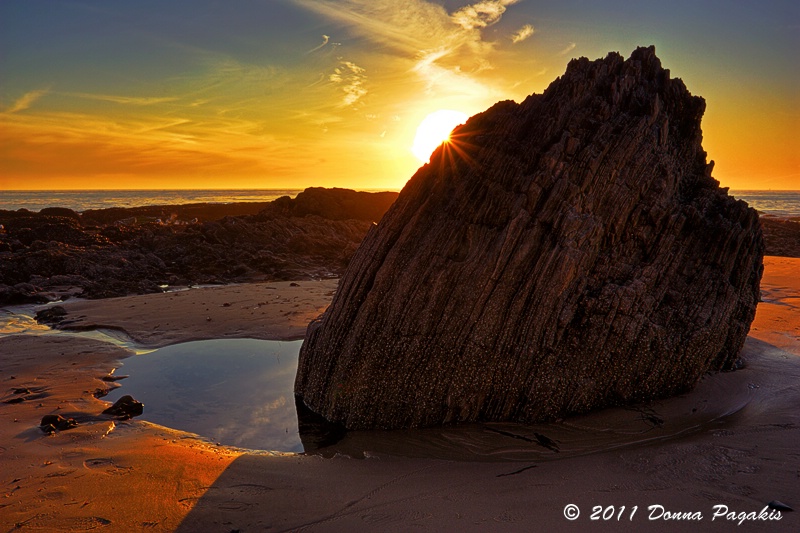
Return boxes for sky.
[1,0,798,191]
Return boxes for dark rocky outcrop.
[102,395,144,419]
[79,202,273,227]
[760,217,800,257]
[40,414,78,434]
[257,187,399,222]
[34,305,68,326]
[0,188,399,303]
[295,47,765,430]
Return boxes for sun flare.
[411,110,469,163]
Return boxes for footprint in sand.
[45,468,77,479]
[493,510,523,523]
[83,457,132,475]
[228,483,274,496]
[14,515,112,530]
[217,501,253,512]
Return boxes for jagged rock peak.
[294,46,764,430]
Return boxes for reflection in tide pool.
[0,305,153,354]
[103,336,753,461]
[105,339,303,452]
[0,307,51,335]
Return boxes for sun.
[411,110,469,163]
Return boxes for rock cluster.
[0,188,398,304]
[760,217,800,257]
[40,414,79,434]
[295,47,765,430]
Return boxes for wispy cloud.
[307,34,330,53]
[412,48,494,98]
[5,89,49,114]
[0,57,321,178]
[0,107,311,182]
[329,60,367,107]
[66,92,179,106]
[451,0,519,31]
[559,42,577,56]
[511,24,535,44]
[294,0,522,98]
[293,0,452,55]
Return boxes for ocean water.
[730,190,800,218]
[0,188,798,217]
[0,189,303,213]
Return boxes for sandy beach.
[1,259,798,532]
[45,279,340,347]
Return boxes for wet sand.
[1,259,798,531]
[48,279,339,347]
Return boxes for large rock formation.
[295,46,764,430]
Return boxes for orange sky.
[1,1,798,191]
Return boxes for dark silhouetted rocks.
[760,217,800,257]
[35,306,68,326]
[40,414,78,434]
[39,207,81,220]
[257,187,399,222]
[0,283,53,305]
[0,188,399,304]
[102,395,144,419]
[295,47,765,430]
[79,202,273,226]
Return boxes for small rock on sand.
[102,395,144,419]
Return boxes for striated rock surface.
[295,46,765,430]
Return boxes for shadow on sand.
[174,340,793,532]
